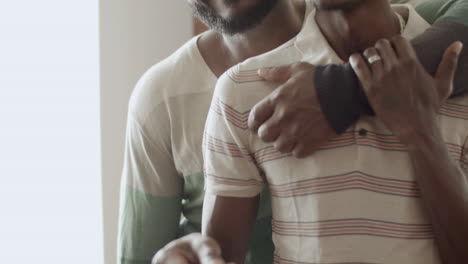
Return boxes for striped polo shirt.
[203,3,468,264]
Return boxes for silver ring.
[367,55,382,64]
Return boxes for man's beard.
[313,0,364,11]
[190,0,279,35]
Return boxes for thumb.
[435,41,463,101]
[258,65,293,83]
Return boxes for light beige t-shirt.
[204,4,468,264]
[119,34,274,263]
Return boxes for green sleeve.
[417,0,468,26]
[119,187,182,264]
[118,112,184,264]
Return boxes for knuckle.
[391,35,405,44]
[269,67,281,75]
[277,108,289,122]
[152,249,168,264]
[250,107,263,122]
[199,241,217,254]
[292,147,306,158]
[375,38,389,48]
[275,140,292,153]
[354,59,366,70]
[271,91,284,103]
[259,124,276,141]
[363,48,373,57]
[290,123,300,136]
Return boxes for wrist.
[404,129,445,153]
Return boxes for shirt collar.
[294,4,431,64]
[394,4,431,39]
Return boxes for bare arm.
[351,36,468,263]
[406,131,468,263]
[202,193,260,264]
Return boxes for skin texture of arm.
[202,193,260,264]
[351,36,468,263]
[248,0,468,157]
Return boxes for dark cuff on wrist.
[315,63,373,134]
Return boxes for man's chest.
[258,109,468,189]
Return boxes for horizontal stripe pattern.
[227,64,264,83]
[253,146,293,164]
[272,218,434,240]
[355,131,407,151]
[205,172,264,187]
[210,96,250,130]
[269,171,420,198]
[440,102,468,120]
[254,131,463,165]
[204,133,253,161]
[273,254,378,264]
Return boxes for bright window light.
[0,1,103,263]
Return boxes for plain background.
[0,0,103,263]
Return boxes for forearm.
[316,21,468,134]
[407,133,468,263]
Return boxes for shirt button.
[358,128,368,136]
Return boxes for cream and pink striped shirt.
[203,3,468,264]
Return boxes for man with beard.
[202,0,468,264]
[118,0,468,264]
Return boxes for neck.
[316,0,400,61]
[198,0,306,77]
[221,0,306,63]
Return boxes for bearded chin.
[313,0,363,11]
[190,0,278,35]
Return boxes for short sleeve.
[203,73,266,198]
[118,105,183,263]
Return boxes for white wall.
[0,1,102,263]
[99,1,192,264]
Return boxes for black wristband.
[315,63,373,134]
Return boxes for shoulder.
[128,35,214,123]
[214,46,301,112]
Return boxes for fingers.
[257,65,293,83]
[190,236,225,264]
[391,35,416,59]
[250,63,302,132]
[292,144,307,158]
[374,39,397,71]
[436,41,463,101]
[153,242,196,264]
[350,53,372,93]
[363,47,384,76]
[258,119,281,142]
[152,234,226,264]
[273,123,298,153]
[249,97,274,132]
